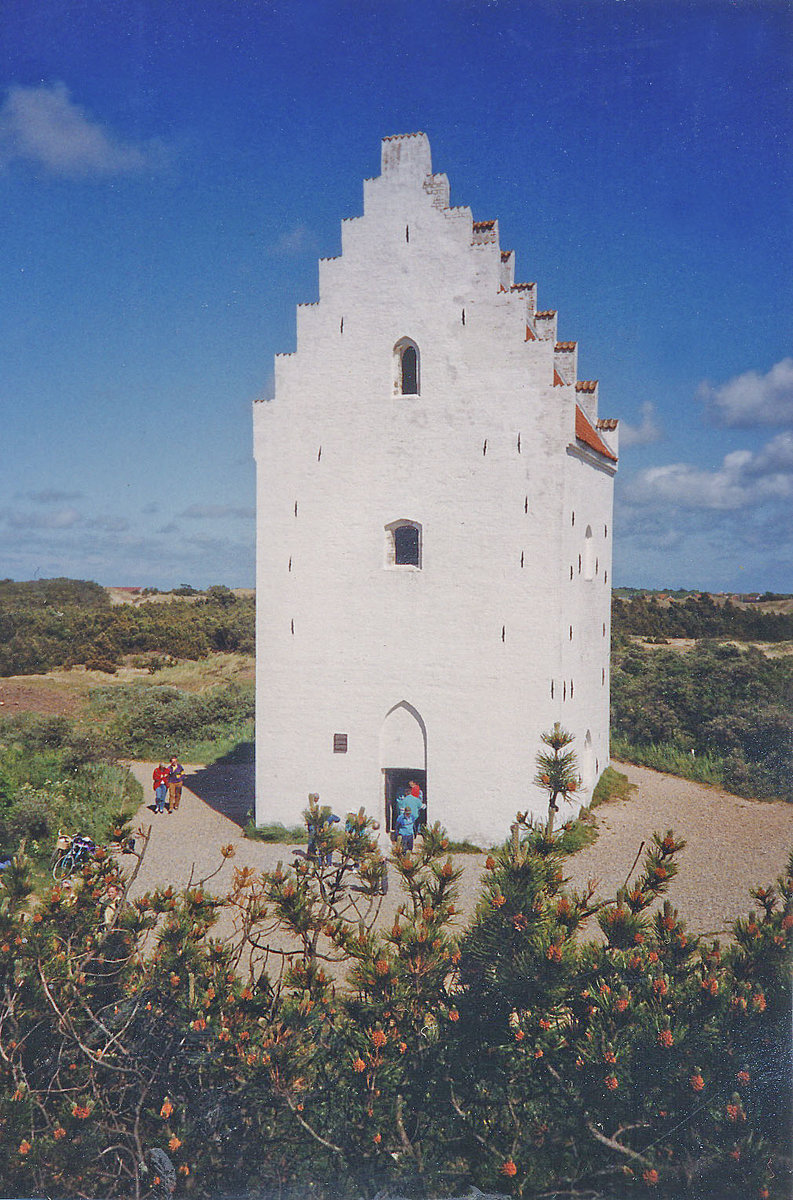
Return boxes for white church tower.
[253,133,618,846]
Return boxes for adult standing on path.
[152,763,169,814]
[167,756,185,812]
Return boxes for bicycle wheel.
[52,851,75,881]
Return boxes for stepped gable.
[534,310,557,341]
[472,218,498,244]
[576,406,618,462]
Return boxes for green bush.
[90,681,255,759]
[611,641,793,801]
[243,820,308,843]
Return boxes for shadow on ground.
[185,743,254,827]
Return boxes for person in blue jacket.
[394,805,416,853]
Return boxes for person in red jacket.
[152,763,169,814]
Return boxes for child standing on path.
[167,757,185,812]
[395,804,416,853]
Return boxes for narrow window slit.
[483,439,488,456]
[317,446,322,462]
[288,557,292,573]
[517,433,521,453]
[290,619,294,635]
[520,551,524,568]
[461,308,465,325]
[501,625,505,642]
[340,317,344,333]
[294,501,298,517]
[524,496,528,513]
[405,224,410,243]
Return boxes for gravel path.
[124,760,793,948]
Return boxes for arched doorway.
[380,701,427,832]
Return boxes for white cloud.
[623,432,793,511]
[267,224,314,257]
[619,401,662,448]
[699,358,793,428]
[2,506,129,533]
[6,506,83,530]
[17,488,84,504]
[0,82,154,177]
[180,504,255,520]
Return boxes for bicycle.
[52,833,96,881]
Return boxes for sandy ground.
[122,760,793,957]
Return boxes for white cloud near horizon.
[0,82,156,177]
[179,504,255,519]
[699,358,793,428]
[619,401,662,447]
[3,506,129,533]
[17,488,85,504]
[623,431,793,511]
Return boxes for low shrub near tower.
[0,809,790,1199]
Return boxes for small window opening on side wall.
[333,733,348,754]
[394,338,420,395]
[386,520,422,568]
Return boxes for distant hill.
[0,577,109,609]
[613,591,793,641]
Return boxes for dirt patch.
[0,678,87,717]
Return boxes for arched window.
[386,520,422,568]
[394,338,420,395]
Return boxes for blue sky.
[2,0,791,591]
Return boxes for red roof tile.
[575,380,597,393]
[576,406,618,462]
[553,369,565,386]
[473,220,496,231]
[536,310,556,319]
[525,325,536,341]
[555,341,577,352]
[597,418,618,431]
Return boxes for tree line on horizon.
[612,593,793,643]
[0,579,253,675]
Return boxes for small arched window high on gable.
[394,337,420,396]
[386,520,422,568]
